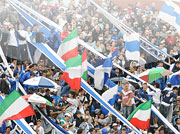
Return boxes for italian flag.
[61,55,82,90]
[128,100,152,130]
[40,0,57,9]
[0,90,35,126]
[57,28,79,62]
[82,49,88,81]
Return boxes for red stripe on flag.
[61,47,78,61]
[140,75,149,83]
[82,49,87,62]
[130,118,150,130]
[61,72,81,90]
[2,106,35,124]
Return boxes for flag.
[40,0,57,9]
[124,33,140,61]
[94,57,113,90]
[159,1,180,34]
[82,49,88,81]
[61,56,82,90]
[101,85,121,115]
[128,100,152,130]
[0,90,35,126]
[57,28,78,62]
[167,71,180,86]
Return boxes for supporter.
[34,119,44,134]
[60,113,72,131]
[0,73,10,95]
[98,113,112,127]
[118,82,134,118]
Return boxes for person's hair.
[70,91,76,98]
[77,128,84,134]
[154,83,160,88]
[167,83,172,88]
[89,128,95,132]
[30,72,35,77]
[173,87,178,91]
[1,73,6,79]
[13,72,18,77]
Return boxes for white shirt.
[8,29,18,47]
[34,125,44,134]
[67,98,79,107]
[18,30,28,45]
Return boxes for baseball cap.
[29,122,34,126]
[112,123,118,127]
[65,113,71,117]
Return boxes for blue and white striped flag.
[94,57,113,90]
[124,33,140,62]
[159,0,180,34]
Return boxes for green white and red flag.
[128,100,152,130]
[0,90,35,126]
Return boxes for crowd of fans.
[0,0,180,134]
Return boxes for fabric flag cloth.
[57,28,78,62]
[61,55,82,90]
[159,1,180,34]
[139,67,172,83]
[40,0,57,9]
[128,100,152,130]
[101,85,121,115]
[94,57,113,90]
[168,71,180,86]
[0,90,35,126]
[82,49,88,81]
[124,33,140,61]
[23,94,52,106]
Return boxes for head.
[62,94,68,101]
[19,24,24,30]
[112,123,118,131]
[36,119,41,126]
[124,82,129,91]
[64,113,71,120]
[13,72,19,79]
[29,122,34,129]
[173,87,178,94]
[142,83,148,90]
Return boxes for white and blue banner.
[159,0,180,34]
[124,33,140,61]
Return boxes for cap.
[112,28,117,32]
[102,128,109,134]
[29,122,34,126]
[109,129,114,133]
[65,113,71,117]
[112,123,118,127]
[122,127,127,131]
[166,30,172,34]
[37,119,41,122]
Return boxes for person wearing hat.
[60,113,72,131]
[29,122,34,130]
[51,88,61,107]
[112,123,120,134]
[57,94,69,110]
[121,127,127,134]
[34,119,44,134]
[111,28,118,41]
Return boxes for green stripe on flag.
[128,99,152,121]
[0,90,21,116]
[65,55,82,68]
[62,28,78,44]
[149,68,166,83]
[82,71,88,81]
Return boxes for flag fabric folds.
[101,85,120,115]
[0,90,35,126]
[40,0,57,9]
[82,49,88,81]
[57,28,79,62]
[159,0,180,34]
[128,100,152,130]
[124,33,140,61]
[94,57,113,90]
[61,56,82,90]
